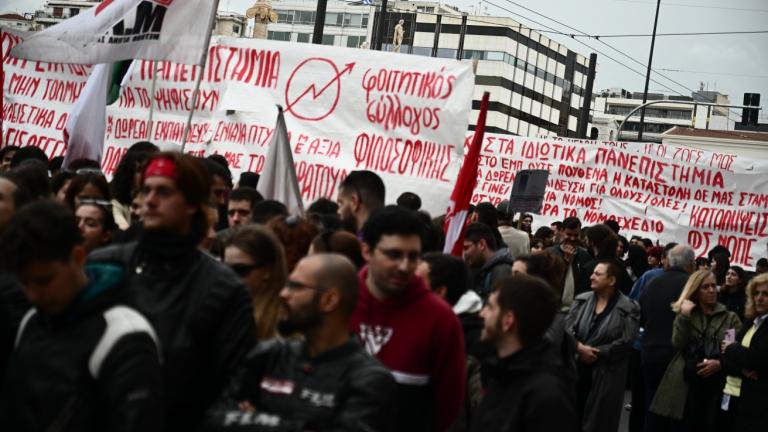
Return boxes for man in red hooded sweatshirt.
[351,205,466,432]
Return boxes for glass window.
[344,13,362,27]
[322,35,335,45]
[267,31,291,41]
[412,47,431,56]
[325,13,339,26]
[437,48,457,58]
[277,11,293,24]
[232,25,240,35]
[347,36,362,48]
[70,8,79,16]
[362,15,369,28]
[297,33,310,43]
[296,11,314,25]
[53,7,63,17]
[486,51,504,61]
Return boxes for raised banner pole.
[180,0,221,153]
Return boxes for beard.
[277,295,323,336]
[480,316,503,344]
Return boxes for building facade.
[592,88,734,142]
[0,13,35,31]
[214,11,246,37]
[32,0,98,29]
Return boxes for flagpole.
[180,0,221,153]
[146,60,158,140]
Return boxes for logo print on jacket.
[359,324,393,355]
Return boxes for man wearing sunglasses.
[352,206,466,432]
[89,152,256,432]
[204,253,395,431]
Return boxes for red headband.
[145,157,177,179]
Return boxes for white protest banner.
[10,0,216,65]
[467,133,768,269]
[2,35,474,216]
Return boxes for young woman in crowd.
[64,169,111,210]
[719,266,747,321]
[267,215,318,271]
[75,200,118,253]
[223,225,287,340]
[649,270,741,432]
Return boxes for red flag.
[443,92,490,256]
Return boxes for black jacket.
[203,338,396,431]
[472,341,578,432]
[89,238,257,432]
[0,263,163,432]
[546,244,592,297]
[0,270,28,382]
[639,266,689,363]
[721,317,768,430]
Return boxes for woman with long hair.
[223,225,287,340]
[649,270,741,432]
[64,169,111,210]
[719,266,747,320]
[720,273,768,431]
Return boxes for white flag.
[257,107,304,216]
[62,64,111,168]
[11,0,215,65]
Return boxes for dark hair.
[67,158,100,172]
[11,160,51,201]
[238,172,259,189]
[550,221,563,230]
[311,230,364,268]
[474,202,499,229]
[361,205,424,249]
[641,238,654,249]
[396,192,422,211]
[727,265,746,289]
[626,245,649,278]
[617,235,629,257]
[604,219,620,234]
[586,224,618,259]
[464,222,498,251]
[530,238,545,250]
[757,258,768,268]
[229,187,262,205]
[111,143,158,204]
[711,253,730,285]
[307,198,339,215]
[0,172,32,211]
[421,252,469,306]
[708,245,731,260]
[0,145,20,162]
[533,226,554,241]
[204,157,233,188]
[143,152,211,244]
[51,170,74,195]
[695,257,709,268]
[596,259,622,285]
[0,200,82,270]
[339,170,385,211]
[493,274,558,347]
[77,200,118,233]
[64,170,110,209]
[252,200,288,224]
[515,252,566,300]
[267,216,319,271]
[562,216,582,230]
[48,156,64,172]
[9,146,48,169]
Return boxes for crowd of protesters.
[0,142,766,432]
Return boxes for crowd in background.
[0,142,766,432]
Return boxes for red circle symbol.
[284,58,354,121]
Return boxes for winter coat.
[497,226,529,260]
[721,315,768,430]
[471,341,578,432]
[89,238,257,432]
[203,338,396,431]
[471,248,513,299]
[0,263,163,432]
[566,291,640,432]
[639,266,689,364]
[649,303,741,420]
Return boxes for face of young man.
[141,176,195,235]
[278,257,324,335]
[480,291,503,344]
[211,175,229,207]
[18,247,86,315]
[365,234,421,298]
[462,240,486,269]
[227,200,253,227]
[75,205,110,253]
[336,188,359,232]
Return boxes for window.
[362,15,369,28]
[297,33,310,43]
[344,13,362,27]
[436,48,457,58]
[277,11,293,24]
[232,25,241,35]
[53,7,63,17]
[295,11,314,25]
[70,8,79,17]
[326,13,342,26]
[322,35,335,45]
[347,36,363,48]
[267,31,291,41]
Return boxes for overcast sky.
[5,0,767,119]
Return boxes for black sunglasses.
[228,263,261,277]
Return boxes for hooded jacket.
[203,338,396,431]
[472,341,578,432]
[472,248,513,299]
[0,263,163,432]
[89,233,257,432]
[350,267,466,432]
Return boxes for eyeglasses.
[228,263,261,277]
[376,247,420,263]
[284,279,323,291]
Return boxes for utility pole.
[374,0,389,50]
[637,0,661,142]
[312,0,328,44]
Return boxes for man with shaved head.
[204,253,395,431]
